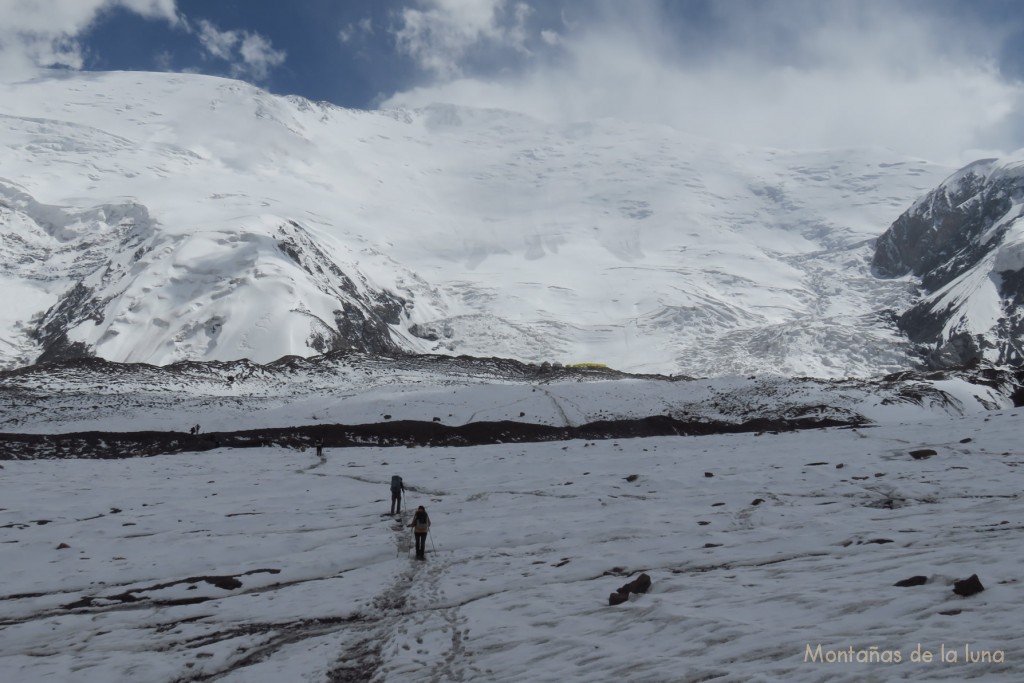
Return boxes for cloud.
[193,19,286,82]
[0,0,177,80]
[0,1,283,85]
[382,0,1024,164]
[394,0,532,78]
[195,19,236,61]
[339,17,374,44]
[237,33,286,80]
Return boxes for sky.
[2,0,1024,164]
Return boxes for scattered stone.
[624,474,639,482]
[939,609,962,616]
[703,543,722,548]
[751,498,765,506]
[909,448,937,460]
[959,437,972,443]
[805,461,827,466]
[835,463,845,469]
[712,502,725,507]
[697,521,710,526]
[704,472,714,478]
[894,575,928,587]
[56,543,70,549]
[953,574,984,597]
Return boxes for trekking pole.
[429,530,437,554]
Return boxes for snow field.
[2,409,1022,681]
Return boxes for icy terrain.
[1,395,1021,681]
[0,71,952,376]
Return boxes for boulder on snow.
[894,575,928,587]
[953,574,985,597]
[608,572,653,605]
[909,448,937,460]
[608,591,629,606]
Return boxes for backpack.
[391,475,403,492]
[413,510,430,531]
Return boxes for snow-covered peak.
[1,70,954,376]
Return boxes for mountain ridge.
[873,157,1024,368]
[0,69,972,377]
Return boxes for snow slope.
[2,405,1021,681]
[0,353,1015,439]
[0,71,951,376]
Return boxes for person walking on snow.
[315,438,324,458]
[390,475,405,515]
[408,505,431,560]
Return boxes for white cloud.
[196,19,238,61]
[539,29,559,46]
[394,0,531,78]
[0,1,283,85]
[0,0,177,80]
[237,32,286,81]
[340,17,374,44]
[192,18,285,82]
[383,1,1024,165]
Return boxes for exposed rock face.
[8,185,409,364]
[873,159,1024,368]
[274,221,407,355]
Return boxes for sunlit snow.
[2,401,1020,681]
[0,71,954,376]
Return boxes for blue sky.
[3,0,1024,163]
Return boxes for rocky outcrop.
[873,158,1024,368]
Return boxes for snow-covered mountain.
[874,158,1024,369]
[0,70,960,377]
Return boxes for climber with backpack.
[408,505,431,560]
[390,475,405,516]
